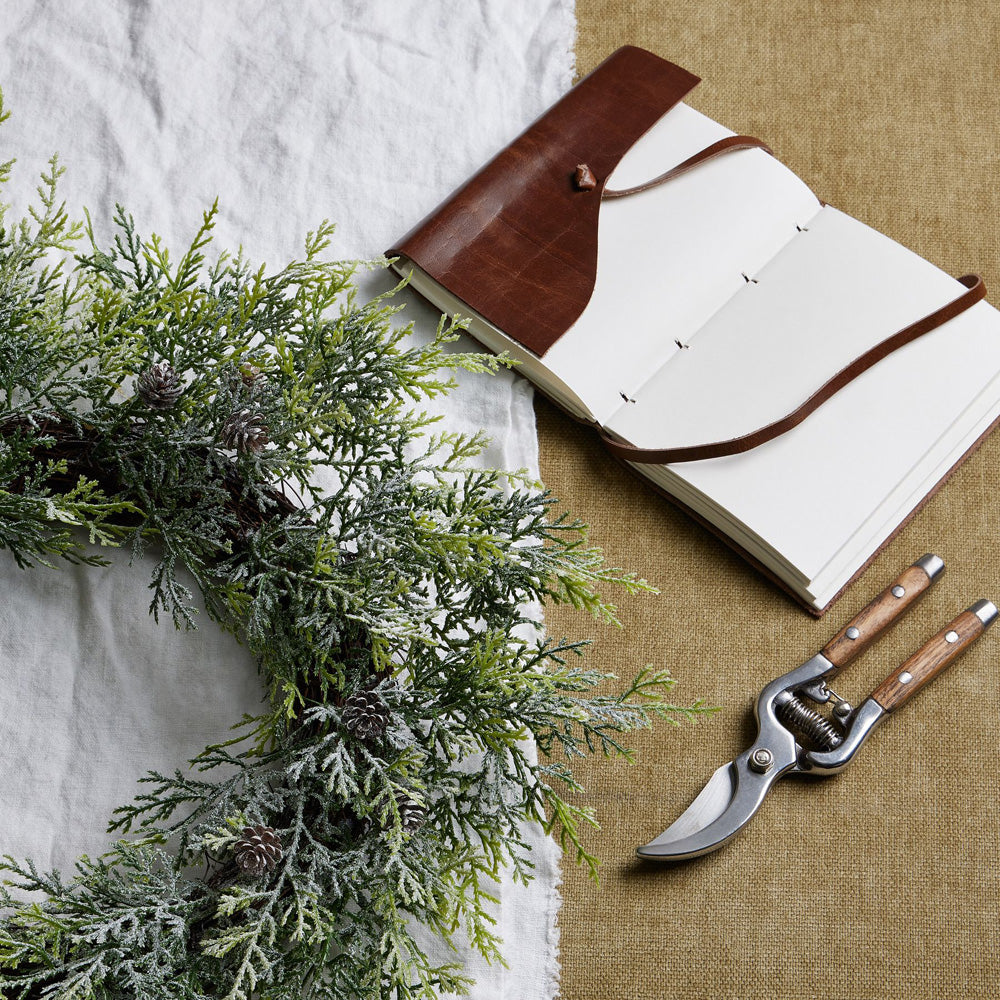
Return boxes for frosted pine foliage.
[0,95,708,1000]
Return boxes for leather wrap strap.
[602,135,773,199]
[601,273,986,465]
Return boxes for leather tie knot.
[573,163,597,191]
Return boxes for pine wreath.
[0,99,706,1000]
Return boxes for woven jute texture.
[542,4,1000,998]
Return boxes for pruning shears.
[638,554,996,861]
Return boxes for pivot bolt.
[749,748,774,773]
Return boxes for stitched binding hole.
[619,391,636,404]
[674,339,690,350]
[742,272,759,284]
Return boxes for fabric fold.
[0,3,574,997]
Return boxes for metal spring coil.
[776,695,843,751]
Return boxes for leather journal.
[387,46,1000,614]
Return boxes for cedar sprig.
[0,99,711,1000]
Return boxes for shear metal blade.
[636,749,793,861]
[642,762,735,846]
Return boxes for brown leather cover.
[386,46,699,357]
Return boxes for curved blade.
[643,762,736,846]
[637,748,794,861]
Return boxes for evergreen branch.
[0,122,706,1000]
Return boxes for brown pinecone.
[342,687,391,741]
[220,407,269,454]
[239,363,263,387]
[137,361,183,410]
[234,824,283,877]
[396,793,427,835]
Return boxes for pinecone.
[396,793,427,835]
[234,824,283,877]
[239,363,263,387]
[220,407,269,454]
[137,361,183,410]
[342,687,391,741]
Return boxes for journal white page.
[641,335,1000,604]
[607,205,969,447]
[542,102,821,426]
[622,206,1000,583]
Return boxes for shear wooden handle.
[871,602,996,712]
[822,555,944,671]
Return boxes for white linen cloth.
[0,3,574,997]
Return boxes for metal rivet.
[945,630,959,644]
[846,626,860,640]
[898,671,913,685]
[892,585,905,598]
[749,748,774,773]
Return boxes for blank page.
[615,207,1000,581]
[607,206,968,446]
[542,102,821,426]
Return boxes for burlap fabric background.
[543,4,1000,998]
